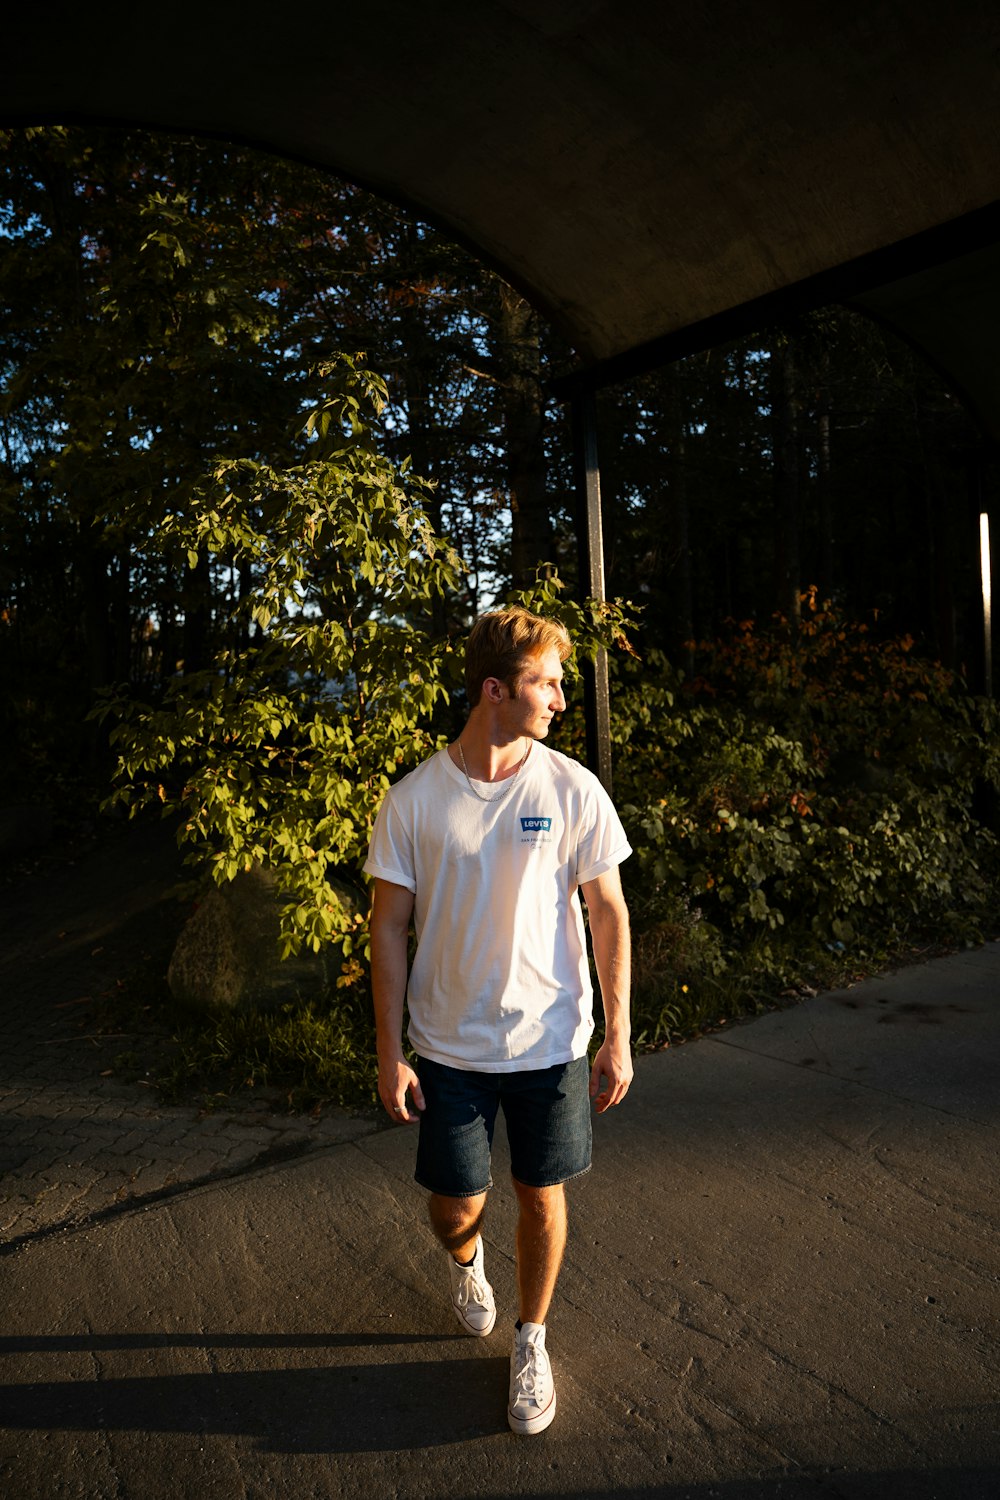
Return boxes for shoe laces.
[513,1336,550,1403]
[454,1262,489,1311]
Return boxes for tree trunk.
[494,284,551,589]
[664,367,694,664]
[78,531,112,694]
[813,345,834,599]
[394,277,448,636]
[772,334,801,624]
[113,547,131,681]
[182,552,212,674]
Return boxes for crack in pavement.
[0,1136,332,1260]
[708,1035,991,1126]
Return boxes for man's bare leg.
[428,1191,487,1263]
[512,1179,567,1325]
[429,1190,496,1336]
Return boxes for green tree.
[1,126,331,784]
[96,355,464,958]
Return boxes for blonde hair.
[464,607,572,703]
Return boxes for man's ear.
[481,675,507,704]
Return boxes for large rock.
[167,865,362,1013]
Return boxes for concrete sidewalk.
[2,937,998,1498]
[0,822,384,1251]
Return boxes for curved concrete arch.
[4,0,1000,437]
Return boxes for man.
[364,606,632,1436]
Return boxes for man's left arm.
[581,866,633,1112]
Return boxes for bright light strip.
[982,512,992,608]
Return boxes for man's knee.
[512,1179,566,1224]
[428,1192,485,1252]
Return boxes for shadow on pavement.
[469,1477,1000,1500]
[0,1348,509,1453]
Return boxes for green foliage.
[95,354,464,959]
[617,596,1000,1044]
[110,586,1000,1113]
[89,352,640,973]
[4,126,995,1118]
[159,988,379,1111]
[0,126,521,806]
[505,567,638,686]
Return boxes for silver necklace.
[456,738,530,803]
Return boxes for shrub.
[612,597,1000,1023]
[95,355,464,962]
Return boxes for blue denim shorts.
[414,1055,592,1197]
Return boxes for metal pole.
[981,510,993,698]
[571,388,613,791]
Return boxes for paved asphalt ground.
[1,829,998,1498]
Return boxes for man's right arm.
[370,877,425,1123]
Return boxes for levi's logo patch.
[519,814,554,846]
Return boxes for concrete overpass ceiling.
[4,1,1000,416]
[852,244,1000,445]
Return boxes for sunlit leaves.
[95,355,464,959]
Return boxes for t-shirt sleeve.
[363,791,417,893]
[575,782,633,886]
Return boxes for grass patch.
[146,926,962,1114]
[155,984,380,1113]
[80,850,993,1116]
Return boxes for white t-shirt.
[364,743,632,1072]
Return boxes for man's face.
[503,647,567,740]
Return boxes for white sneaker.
[508,1321,556,1434]
[447,1235,496,1336]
